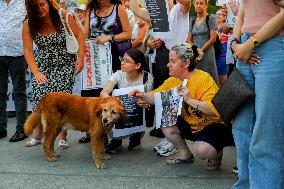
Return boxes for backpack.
[191,15,221,60]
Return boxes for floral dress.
[32,27,76,110]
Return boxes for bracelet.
[196,101,200,110]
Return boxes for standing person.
[187,0,219,84]
[23,0,85,148]
[78,0,132,144]
[231,1,284,188]
[215,9,229,85]
[0,0,27,142]
[101,48,154,153]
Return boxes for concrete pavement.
[0,118,237,189]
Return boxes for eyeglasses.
[119,56,135,64]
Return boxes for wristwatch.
[250,35,260,48]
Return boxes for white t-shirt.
[163,3,189,50]
[109,70,154,92]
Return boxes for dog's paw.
[101,153,111,160]
[52,153,60,158]
[46,156,57,162]
[96,161,107,169]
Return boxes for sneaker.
[232,166,238,174]
[58,140,69,149]
[157,141,179,157]
[26,138,41,147]
[105,139,123,154]
[153,138,169,151]
[78,134,91,143]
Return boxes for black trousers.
[0,56,27,131]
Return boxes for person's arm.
[179,86,216,116]
[201,15,217,52]
[130,0,151,22]
[129,89,155,105]
[100,81,116,97]
[232,3,244,42]
[96,4,131,44]
[176,0,191,14]
[201,30,217,52]
[131,21,148,48]
[63,10,86,74]
[234,8,284,63]
[22,21,48,85]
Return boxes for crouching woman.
[129,43,233,170]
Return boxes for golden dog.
[24,92,126,169]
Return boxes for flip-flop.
[166,155,194,165]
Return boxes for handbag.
[113,5,132,57]
[59,8,79,54]
[212,67,255,125]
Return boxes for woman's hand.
[178,86,191,103]
[137,98,151,109]
[75,58,84,75]
[128,89,143,98]
[34,71,48,85]
[234,42,260,65]
[128,89,150,108]
[228,0,240,16]
[148,38,162,49]
[95,35,112,44]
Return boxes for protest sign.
[82,39,112,90]
[111,85,145,138]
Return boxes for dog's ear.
[96,108,102,117]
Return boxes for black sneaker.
[105,139,122,154]
[149,128,164,138]
[0,128,7,138]
[232,166,238,174]
[128,133,141,150]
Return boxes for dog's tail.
[24,112,41,136]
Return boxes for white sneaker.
[26,138,41,147]
[153,138,169,151]
[157,141,179,157]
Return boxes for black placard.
[146,0,170,33]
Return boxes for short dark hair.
[125,48,146,72]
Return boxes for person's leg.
[8,56,27,132]
[232,33,256,189]
[0,56,9,136]
[161,125,192,160]
[248,35,284,189]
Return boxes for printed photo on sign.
[146,0,171,39]
[154,79,188,129]
[82,39,112,89]
[111,85,145,138]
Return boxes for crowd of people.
[0,0,283,188]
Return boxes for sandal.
[207,159,222,170]
[58,140,69,149]
[26,138,41,147]
[166,155,194,165]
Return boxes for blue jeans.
[233,33,284,189]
